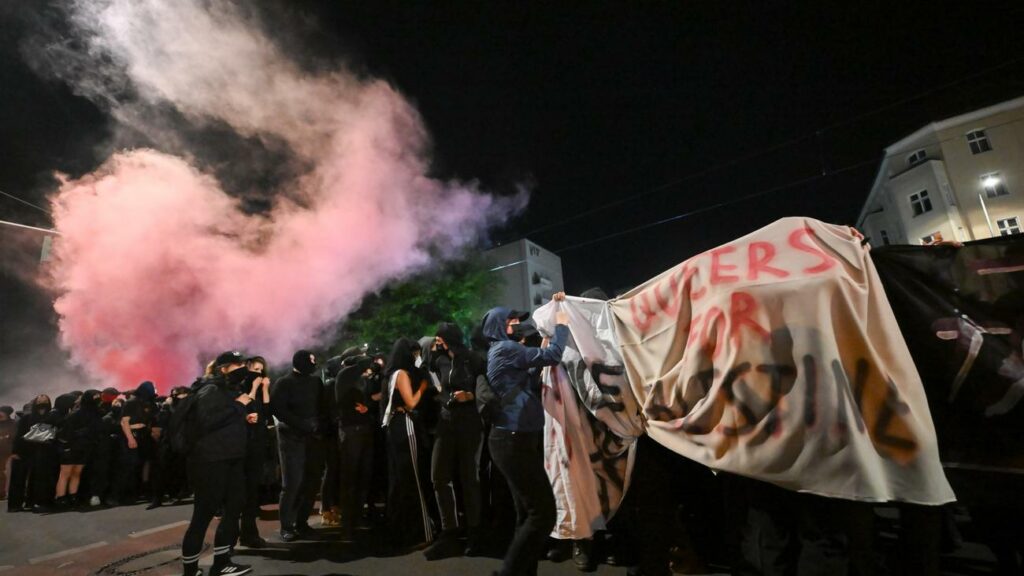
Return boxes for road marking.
[0,566,16,572]
[129,520,190,538]
[28,541,108,564]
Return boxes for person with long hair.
[55,390,103,507]
[382,337,434,550]
[8,395,52,512]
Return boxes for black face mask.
[226,367,251,389]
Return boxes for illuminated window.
[982,173,1009,198]
[920,231,944,245]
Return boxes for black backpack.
[168,394,200,454]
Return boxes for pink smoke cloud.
[43,0,526,390]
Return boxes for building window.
[909,190,932,217]
[907,149,927,166]
[966,129,992,154]
[529,246,541,257]
[982,173,1009,198]
[997,217,1021,236]
[920,231,944,245]
[880,230,890,246]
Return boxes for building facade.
[484,238,565,313]
[858,96,1024,246]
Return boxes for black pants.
[7,454,29,510]
[181,458,244,568]
[386,413,433,547]
[240,444,265,540]
[320,432,340,513]
[86,435,116,501]
[29,443,59,507]
[431,411,483,532]
[488,428,556,576]
[338,425,373,531]
[277,428,323,531]
[113,436,140,502]
[724,474,872,576]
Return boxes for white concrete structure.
[485,239,564,313]
[858,96,1024,245]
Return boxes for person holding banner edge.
[481,292,570,576]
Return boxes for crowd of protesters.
[2,290,1009,576]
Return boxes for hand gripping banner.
[608,217,954,504]
[533,297,645,538]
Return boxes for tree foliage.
[334,254,501,354]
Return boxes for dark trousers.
[277,428,323,531]
[338,425,373,531]
[240,444,265,540]
[488,428,556,576]
[7,454,29,510]
[113,437,140,502]
[86,435,115,501]
[320,433,340,513]
[29,443,59,507]
[386,413,433,546]
[431,412,483,531]
[724,474,873,576]
[181,458,244,566]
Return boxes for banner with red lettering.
[534,297,644,538]
[609,217,955,504]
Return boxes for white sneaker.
[89,496,101,506]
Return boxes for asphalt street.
[0,500,729,576]
[0,500,1003,575]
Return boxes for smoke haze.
[26,0,526,392]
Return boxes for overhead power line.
[0,189,51,215]
[0,218,61,235]
[521,53,1024,239]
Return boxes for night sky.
[2,0,1023,295]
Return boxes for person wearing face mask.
[55,389,104,508]
[422,322,487,559]
[148,386,194,509]
[179,351,255,576]
[382,337,435,550]
[332,351,377,542]
[270,349,327,542]
[238,356,272,548]
[482,294,570,576]
[113,381,158,504]
[7,395,52,512]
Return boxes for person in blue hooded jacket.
[482,292,569,576]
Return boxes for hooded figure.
[481,306,568,432]
[481,301,569,576]
[270,349,327,541]
[421,321,489,559]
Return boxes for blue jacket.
[482,306,569,432]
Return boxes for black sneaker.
[280,529,297,542]
[573,539,596,572]
[211,561,252,575]
[238,536,266,549]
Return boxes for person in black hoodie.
[8,395,52,512]
[333,351,377,541]
[238,356,272,548]
[270,349,326,542]
[55,390,103,507]
[180,351,254,576]
[114,381,158,504]
[422,322,487,559]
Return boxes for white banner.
[609,217,955,504]
[534,297,644,538]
